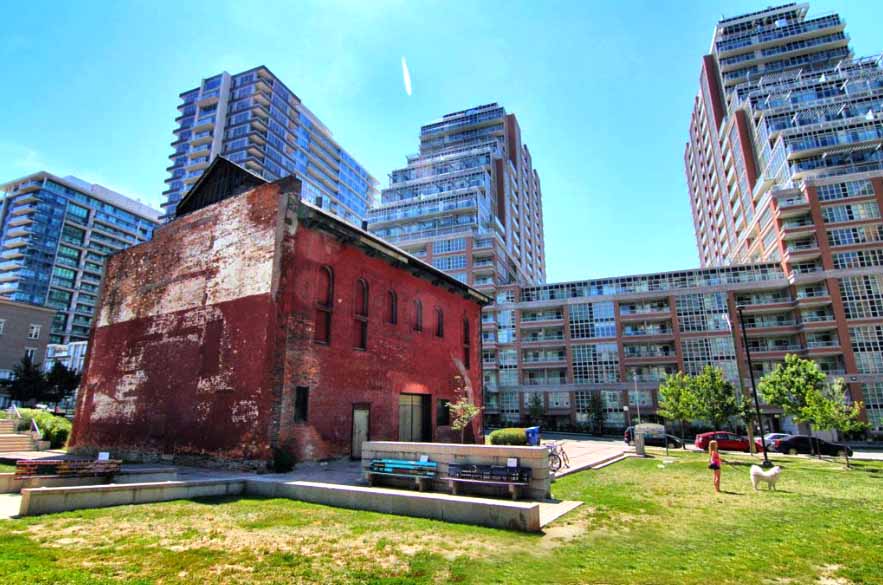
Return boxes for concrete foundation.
[361,441,552,500]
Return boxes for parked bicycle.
[547,440,570,472]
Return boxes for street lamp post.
[736,305,773,468]
[633,372,642,425]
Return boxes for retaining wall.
[361,441,551,500]
[0,468,178,494]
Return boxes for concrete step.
[0,436,36,451]
[0,421,17,432]
[590,455,628,470]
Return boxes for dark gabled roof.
[174,156,267,218]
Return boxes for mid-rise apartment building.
[162,66,378,224]
[481,264,883,434]
[0,173,160,344]
[368,104,546,291]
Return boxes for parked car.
[763,433,790,449]
[694,431,763,452]
[624,426,684,448]
[770,435,853,457]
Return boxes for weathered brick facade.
[70,168,487,467]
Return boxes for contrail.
[401,56,412,96]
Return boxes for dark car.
[771,435,853,457]
[624,426,683,448]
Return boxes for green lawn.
[0,464,14,473]
[0,450,881,584]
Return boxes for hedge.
[15,409,72,449]
[487,427,528,445]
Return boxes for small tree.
[449,376,482,443]
[527,392,544,425]
[588,392,606,435]
[1,355,48,405]
[804,378,868,467]
[44,362,81,409]
[692,366,738,430]
[657,372,696,443]
[759,354,827,454]
[737,389,758,454]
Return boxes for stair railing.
[7,404,42,441]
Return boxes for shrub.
[270,447,295,473]
[488,427,527,445]
[15,409,72,449]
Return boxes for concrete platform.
[14,473,581,532]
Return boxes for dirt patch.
[817,564,852,585]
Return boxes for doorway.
[398,393,431,442]
[351,405,370,459]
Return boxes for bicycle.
[547,440,570,472]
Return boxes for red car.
[694,431,763,452]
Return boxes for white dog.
[750,465,782,491]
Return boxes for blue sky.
[1,0,878,282]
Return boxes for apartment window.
[851,325,883,374]
[387,291,398,324]
[294,386,309,423]
[314,266,333,344]
[839,275,883,319]
[354,278,368,350]
[0,319,5,335]
[675,292,729,332]
[413,299,423,332]
[569,302,615,339]
[463,318,471,369]
[681,336,738,382]
[24,348,37,361]
[571,343,619,383]
[28,324,41,340]
[435,308,444,338]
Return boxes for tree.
[803,378,868,467]
[449,376,482,443]
[657,372,696,442]
[759,354,827,454]
[1,355,48,405]
[45,362,81,409]
[588,392,606,435]
[691,365,738,430]
[758,354,826,425]
[527,392,544,424]
[736,389,758,454]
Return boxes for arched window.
[413,299,423,332]
[314,266,333,344]
[387,290,398,324]
[354,278,369,350]
[463,317,471,369]
[435,307,444,338]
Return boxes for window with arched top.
[413,299,423,332]
[435,307,444,338]
[354,278,368,350]
[463,317,471,369]
[387,290,398,325]
[314,265,333,344]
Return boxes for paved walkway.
[0,494,21,519]
[542,436,627,477]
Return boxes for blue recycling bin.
[525,426,541,446]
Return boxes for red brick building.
[70,159,489,466]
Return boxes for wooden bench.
[445,463,532,500]
[446,477,528,500]
[14,459,122,480]
[366,458,437,492]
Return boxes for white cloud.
[401,56,412,96]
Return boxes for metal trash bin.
[525,426,541,446]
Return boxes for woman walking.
[708,440,722,493]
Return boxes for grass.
[0,450,881,584]
[0,464,14,473]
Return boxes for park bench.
[14,459,122,480]
[366,458,437,491]
[446,464,532,500]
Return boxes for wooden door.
[351,406,370,459]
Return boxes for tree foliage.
[657,372,695,439]
[527,392,544,424]
[2,355,47,404]
[691,365,738,430]
[803,378,868,437]
[449,376,482,443]
[45,362,81,407]
[758,354,828,424]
